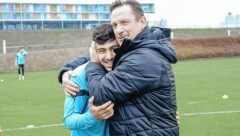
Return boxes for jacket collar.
[113,27,150,68]
[115,26,150,54]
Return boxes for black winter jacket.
[86,27,179,136]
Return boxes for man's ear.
[140,16,147,29]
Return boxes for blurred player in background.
[15,47,27,80]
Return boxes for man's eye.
[112,24,117,28]
[122,21,128,24]
[97,49,105,54]
[111,45,120,50]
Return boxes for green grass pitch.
[0,57,240,136]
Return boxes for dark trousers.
[18,64,25,76]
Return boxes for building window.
[2,13,21,19]
[73,5,78,12]
[42,4,46,12]
[77,5,82,12]
[89,5,98,12]
[66,13,72,19]
[23,4,30,12]
[77,13,82,19]
[9,4,17,11]
[98,5,109,12]
[82,13,89,19]
[57,13,61,19]
[72,13,77,19]
[60,5,65,12]
[141,4,154,13]
[89,13,97,19]
[99,13,110,19]
[16,13,21,19]
[16,4,21,11]
[81,5,88,12]
[35,13,41,19]
[2,4,9,11]
[50,4,57,12]
[66,4,72,12]
[33,4,42,12]
[22,13,34,19]
[43,13,50,19]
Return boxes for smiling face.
[111,5,146,45]
[96,40,119,71]
[92,24,117,71]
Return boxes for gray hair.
[110,0,144,21]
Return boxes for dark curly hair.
[92,24,115,45]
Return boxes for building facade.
[224,12,240,28]
[0,0,155,30]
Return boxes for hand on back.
[89,96,114,120]
[62,71,79,96]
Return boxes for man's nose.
[115,25,123,34]
[106,50,114,60]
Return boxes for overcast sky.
[151,0,240,28]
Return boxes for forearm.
[58,54,90,83]
[86,62,110,105]
[86,62,150,105]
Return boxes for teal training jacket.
[64,63,109,136]
[15,51,27,64]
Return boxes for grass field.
[0,57,240,136]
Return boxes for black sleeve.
[58,54,90,84]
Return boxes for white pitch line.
[189,101,207,105]
[182,110,240,116]
[2,123,63,132]
[2,110,240,132]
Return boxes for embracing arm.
[86,53,158,106]
[58,54,90,84]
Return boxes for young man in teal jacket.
[15,47,27,80]
[64,24,118,136]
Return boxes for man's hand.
[62,71,79,96]
[89,96,114,120]
[89,41,99,62]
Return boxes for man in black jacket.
[59,0,179,135]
